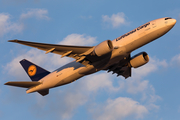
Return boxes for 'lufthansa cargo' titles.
[116,22,150,41]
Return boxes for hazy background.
[0,0,180,120]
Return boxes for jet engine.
[93,40,113,57]
[130,52,149,68]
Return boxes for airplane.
[5,17,176,96]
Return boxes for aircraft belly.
[125,35,150,52]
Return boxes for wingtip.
[8,39,19,42]
[4,82,10,85]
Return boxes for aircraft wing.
[106,65,131,79]
[9,40,94,65]
[105,54,131,79]
[112,66,131,78]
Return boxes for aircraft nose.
[169,19,176,26]
[166,18,176,28]
[170,19,176,25]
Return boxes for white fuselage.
[26,17,176,94]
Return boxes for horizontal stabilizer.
[4,81,41,88]
[38,89,49,96]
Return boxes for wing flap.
[4,81,41,88]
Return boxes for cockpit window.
[165,17,172,20]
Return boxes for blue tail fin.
[20,59,50,81]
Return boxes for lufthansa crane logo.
[28,65,37,76]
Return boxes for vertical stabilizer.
[20,59,50,81]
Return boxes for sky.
[0,0,180,120]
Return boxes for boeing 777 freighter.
[5,17,176,96]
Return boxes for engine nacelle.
[130,52,149,68]
[93,40,113,57]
